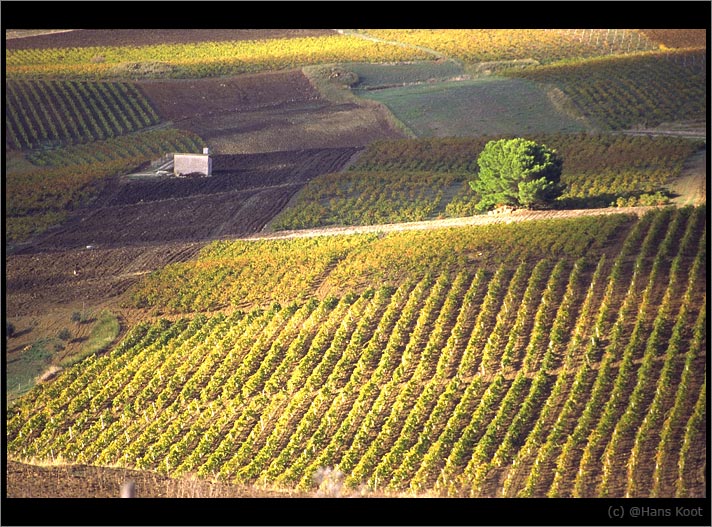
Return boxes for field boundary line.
[245,206,659,242]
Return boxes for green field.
[348,60,464,89]
[360,77,589,137]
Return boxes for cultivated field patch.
[17,148,360,252]
[4,25,707,503]
[360,77,589,137]
[5,79,161,150]
[127,214,634,314]
[271,134,702,229]
[4,29,338,49]
[138,70,405,154]
[362,29,658,65]
[5,34,430,79]
[510,49,707,130]
[348,60,465,89]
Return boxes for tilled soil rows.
[138,71,323,121]
[5,460,316,498]
[18,148,360,253]
[138,70,405,154]
[6,243,204,318]
[7,148,360,316]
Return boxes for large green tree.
[470,138,565,211]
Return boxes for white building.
[174,148,212,177]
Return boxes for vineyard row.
[7,207,706,497]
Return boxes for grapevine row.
[5,80,160,150]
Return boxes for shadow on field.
[557,189,674,209]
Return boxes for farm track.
[3,203,682,320]
[669,146,707,207]
[252,206,659,241]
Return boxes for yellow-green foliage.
[272,170,464,230]
[271,134,701,229]
[509,49,707,129]
[363,29,657,64]
[127,214,633,313]
[5,80,160,150]
[7,208,706,498]
[5,36,430,79]
[27,129,205,167]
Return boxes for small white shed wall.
[174,154,212,176]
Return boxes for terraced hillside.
[7,207,706,497]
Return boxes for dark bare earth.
[138,70,404,154]
[5,460,316,497]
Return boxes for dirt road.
[248,206,658,242]
[669,146,707,207]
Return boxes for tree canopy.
[470,138,565,211]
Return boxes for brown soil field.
[5,147,361,360]
[640,29,707,49]
[669,145,707,207]
[139,71,322,120]
[5,460,321,498]
[6,243,204,318]
[12,147,359,255]
[138,70,405,154]
[4,29,336,49]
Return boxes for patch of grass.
[359,77,588,137]
[348,60,464,89]
[6,339,53,401]
[303,64,417,138]
[60,310,120,367]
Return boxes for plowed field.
[6,147,360,320]
[138,70,405,154]
[16,147,360,253]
